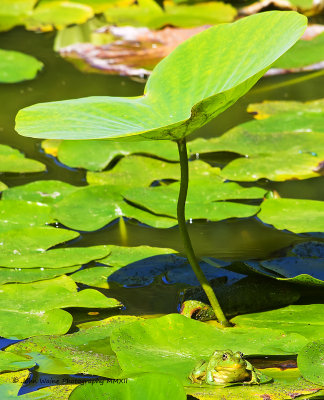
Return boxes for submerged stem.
[176,138,230,327]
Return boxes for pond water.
[0,27,323,317]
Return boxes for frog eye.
[239,352,244,358]
[222,353,228,361]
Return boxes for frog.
[189,350,266,385]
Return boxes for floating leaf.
[0,265,80,284]
[124,183,261,220]
[0,352,35,373]
[258,198,324,233]
[86,156,221,187]
[0,0,37,31]
[105,0,236,29]
[7,316,139,376]
[232,305,324,340]
[0,144,45,173]
[57,140,179,171]
[0,182,7,191]
[26,1,94,31]
[16,12,307,141]
[2,180,78,205]
[0,245,110,269]
[247,98,324,119]
[0,200,52,232]
[0,227,79,256]
[298,340,324,386]
[274,32,324,69]
[70,373,186,400]
[245,241,324,287]
[0,49,43,83]
[54,184,176,230]
[110,314,307,385]
[0,275,121,339]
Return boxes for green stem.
[176,138,230,327]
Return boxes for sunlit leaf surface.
[0,352,35,373]
[0,144,45,173]
[298,340,324,386]
[0,49,43,83]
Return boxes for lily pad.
[245,241,324,287]
[232,304,324,340]
[0,144,45,173]
[298,340,324,386]
[110,314,308,385]
[26,1,94,31]
[105,0,236,29]
[57,140,179,171]
[0,275,121,339]
[86,156,221,187]
[0,49,43,83]
[0,351,35,373]
[54,184,176,230]
[0,182,7,191]
[0,265,80,284]
[0,0,37,31]
[258,198,324,233]
[2,180,79,205]
[124,183,261,220]
[16,12,307,141]
[69,373,186,400]
[6,316,139,376]
[0,200,52,232]
[0,245,110,269]
[0,227,79,256]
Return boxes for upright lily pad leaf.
[0,49,43,83]
[298,340,324,385]
[16,12,307,141]
[0,352,35,373]
[0,200,52,233]
[0,275,121,339]
[258,198,324,233]
[70,373,187,400]
[0,144,45,173]
[6,316,139,376]
[57,140,179,171]
[110,314,307,385]
[232,305,324,340]
[2,180,78,205]
[0,245,110,269]
[0,265,80,284]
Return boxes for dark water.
[1,27,323,261]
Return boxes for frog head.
[211,350,247,372]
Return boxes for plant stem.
[176,138,230,327]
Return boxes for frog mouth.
[216,364,243,371]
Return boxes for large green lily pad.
[69,373,186,400]
[6,316,139,376]
[0,245,110,269]
[2,180,78,205]
[16,12,306,141]
[0,265,80,284]
[0,352,35,373]
[232,305,324,340]
[0,0,37,31]
[105,0,236,29]
[0,275,121,339]
[86,156,221,187]
[57,139,179,171]
[54,184,176,230]
[0,49,43,83]
[110,314,307,385]
[0,144,45,173]
[298,340,324,386]
[0,200,52,232]
[258,198,324,233]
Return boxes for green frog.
[189,350,268,385]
